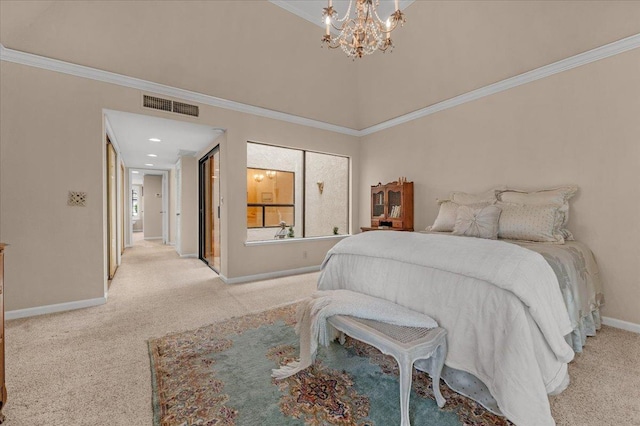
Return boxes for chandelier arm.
[334,0,353,23]
[322,0,405,58]
[373,9,387,25]
[330,20,348,31]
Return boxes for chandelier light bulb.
[321,0,406,58]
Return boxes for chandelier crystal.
[322,0,406,58]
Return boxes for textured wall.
[305,152,349,237]
[0,0,359,128]
[0,62,360,311]
[359,50,640,324]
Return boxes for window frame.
[247,166,296,229]
[246,141,350,240]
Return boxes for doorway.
[199,146,221,272]
[107,138,118,279]
[143,174,163,240]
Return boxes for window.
[247,142,349,242]
[132,185,141,217]
[247,168,295,228]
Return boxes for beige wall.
[0,60,359,311]
[222,122,359,279]
[178,157,198,257]
[355,1,640,128]
[2,0,636,323]
[0,0,358,129]
[143,175,163,239]
[359,49,640,324]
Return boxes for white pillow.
[497,202,565,243]
[430,201,490,232]
[450,187,504,205]
[452,205,502,239]
[498,186,577,239]
[498,186,577,205]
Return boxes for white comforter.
[318,231,575,426]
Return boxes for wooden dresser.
[0,243,6,422]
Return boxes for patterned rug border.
[147,302,512,426]
[147,339,162,426]
[147,303,302,426]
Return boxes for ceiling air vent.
[173,101,199,117]
[143,95,200,117]
[143,95,172,112]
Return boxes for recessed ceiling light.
[145,163,154,167]
[149,138,161,142]
[147,154,158,157]
[132,171,139,174]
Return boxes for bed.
[317,230,603,426]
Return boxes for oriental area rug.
[148,303,510,426]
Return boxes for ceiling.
[104,110,223,171]
[269,0,415,28]
[3,2,639,131]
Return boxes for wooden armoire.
[364,181,414,231]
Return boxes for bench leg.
[398,358,413,426]
[431,342,447,408]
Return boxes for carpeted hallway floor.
[4,240,317,425]
[4,240,640,425]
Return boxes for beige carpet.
[4,240,640,425]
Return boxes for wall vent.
[173,101,199,117]
[143,95,199,117]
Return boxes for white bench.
[327,315,447,426]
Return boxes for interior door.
[143,175,163,239]
[212,151,220,271]
[107,140,118,279]
[199,147,220,272]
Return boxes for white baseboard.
[601,316,640,334]
[144,237,163,240]
[220,265,321,285]
[6,296,107,320]
[180,253,198,258]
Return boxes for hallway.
[4,241,317,425]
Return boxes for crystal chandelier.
[322,0,406,58]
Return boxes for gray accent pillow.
[497,186,578,240]
[496,202,565,243]
[452,205,502,239]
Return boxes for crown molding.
[0,44,360,137]
[360,33,640,136]
[2,33,639,138]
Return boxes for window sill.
[244,234,351,247]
